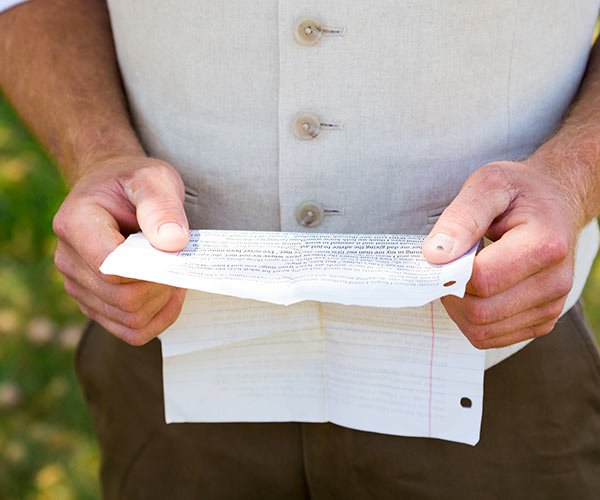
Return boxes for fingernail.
[157,222,188,240]
[428,233,454,253]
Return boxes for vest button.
[293,113,321,140]
[294,18,323,46]
[296,201,324,228]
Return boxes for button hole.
[184,186,199,199]
[460,397,472,408]
[324,209,343,215]
[443,280,456,287]
[322,26,346,37]
[319,122,343,131]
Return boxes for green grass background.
[1,88,600,499]
[0,95,99,499]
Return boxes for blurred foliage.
[583,259,600,337]
[0,95,99,499]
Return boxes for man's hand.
[53,155,190,346]
[0,1,192,346]
[422,161,580,349]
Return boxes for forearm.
[527,38,600,231]
[0,0,144,182]
[0,0,188,344]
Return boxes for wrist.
[524,129,600,232]
[64,125,146,184]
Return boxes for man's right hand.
[52,155,190,346]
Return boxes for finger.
[56,238,137,286]
[466,225,571,297]
[54,202,125,276]
[125,164,190,252]
[442,295,566,347]
[57,240,173,307]
[455,265,572,324]
[78,288,187,346]
[64,277,176,329]
[422,165,514,264]
[467,320,558,350]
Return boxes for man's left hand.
[422,161,581,349]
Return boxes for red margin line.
[428,301,435,438]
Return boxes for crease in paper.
[100,230,477,308]
[101,230,484,445]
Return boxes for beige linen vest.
[106,0,600,368]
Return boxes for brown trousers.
[75,302,600,500]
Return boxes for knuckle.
[52,201,80,241]
[54,250,68,274]
[123,311,150,331]
[471,162,510,183]
[139,161,172,179]
[539,235,569,265]
[63,279,77,297]
[552,270,574,297]
[165,302,184,328]
[469,337,488,350]
[465,324,488,343]
[52,210,70,240]
[130,165,157,186]
[78,303,95,321]
[519,327,537,341]
[119,293,145,313]
[472,164,510,190]
[470,269,498,298]
[471,325,489,342]
[131,161,182,195]
[439,205,483,235]
[541,302,563,322]
[464,299,491,325]
[556,280,573,298]
[90,253,110,275]
[99,273,124,285]
[122,331,150,347]
[532,323,554,338]
[173,293,185,315]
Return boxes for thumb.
[126,167,190,252]
[422,167,513,264]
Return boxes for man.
[1,0,599,498]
